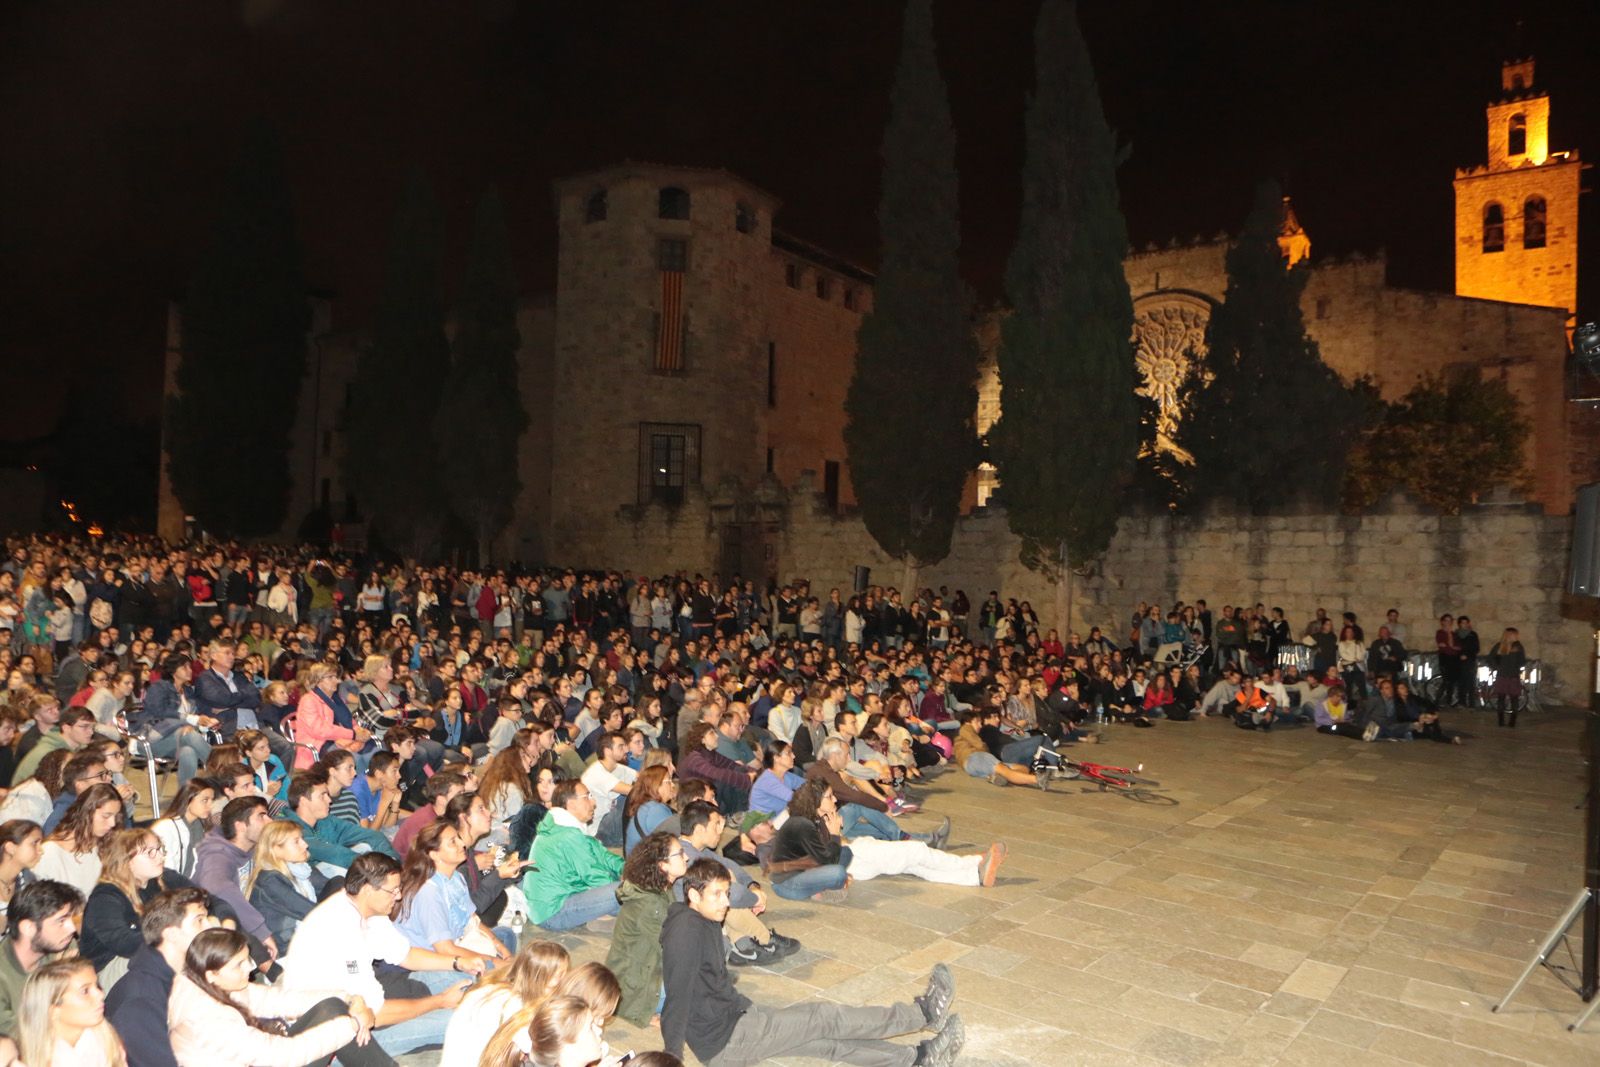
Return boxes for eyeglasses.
[139,845,167,857]
[84,771,112,783]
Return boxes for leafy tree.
[844,0,978,591]
[988,0,1138,628]
[166,120,309,536]
[435,187,527,564]
[344,170,451,557]
[1343,366,1530,512]
[1177,179,1372,509]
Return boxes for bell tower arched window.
[1523,196,1546,249]
[1508,113,1527,157]
[1482,203,1505,252]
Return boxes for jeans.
[371,971,457,1058]
[707,999,924,1067]
[770,862,851,901]
[291,996,395,1067]
[999,735,1050,764]
[147,726,211,787]
[840,804,900,843]
[536,882,621,931]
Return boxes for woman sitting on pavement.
[620,765,677,855]
[246,820,336,947]
[604,831,687,1028]
[393,821,515,968]
[440,940,570,1067]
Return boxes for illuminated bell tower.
[1453,57,1583,331]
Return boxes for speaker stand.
[1493,887,1590,1019]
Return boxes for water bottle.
[1095,702,1105,726]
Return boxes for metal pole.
[1582,629,1600,1000]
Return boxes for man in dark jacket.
[661,859,964,1067]
[105,887,213,1067]
[1365,626,1407,681]
[193,797,277,957]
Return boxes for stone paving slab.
[400,705,1600,1066]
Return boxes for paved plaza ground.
[402,703,1600,1067]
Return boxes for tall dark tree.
[988,0,1137,630]
[435,187,527,564]
[344,170,451,557]
[165,120,309,536]
[1177,179,1372,509]
[843,0,978,592]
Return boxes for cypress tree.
[843,0,978,590]
[165,120,309,536]
[344,170,451,557]
[988,0,1137,628]
[435,187,528,565]
[1178,179,1371,509]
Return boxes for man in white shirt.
[579,731,636,841]
[279,852,480,1056]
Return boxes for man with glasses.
[41,749,113,834]
[524,780,623,931]
[279,851,477,1057]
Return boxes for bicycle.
[1031,750,1175,805]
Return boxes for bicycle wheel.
[1124,789,1178,806]
[1090,769,1141,790]
[1052,763,1083,781]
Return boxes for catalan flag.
[655,269,685,372]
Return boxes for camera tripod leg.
[1495,887,1591,1013]
[1571,989,1600,1032]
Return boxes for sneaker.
[915,963,956,1029]
[727,939,764,967]
[987,770,1010,788]
[888,797,921,815]
[978,842,1008,887]
[914,1014,965,1067]
[928,816,952,852]
[1362,721,1380,742]
[811,887,849,904]
[765,930,802,957]
[583,915,616,934]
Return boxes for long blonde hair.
[481,995,593,1067]
[467,941,572,1067]
[17,958,127,1067]
[243,820,303,897]
[97,829,162,916]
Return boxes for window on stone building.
[585,189,608,223]
[1508,114,1527,157]
[1523,196,1547,249]
[824,461,841,512]
[785,262,802,289]
[1482,203,1505,252]
[843,287,857,311]
[658,186,690,220]
[766,447,775,474]
[815,276,832,300]
[638,422,700,506]
[767,342,777,408]
[657,238,688,272]
[735,202,757,234]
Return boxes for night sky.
[3,0,1596,441]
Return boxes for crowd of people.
[0,533,1533,1066]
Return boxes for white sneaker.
[1362,721,1380,742]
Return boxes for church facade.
[158,59,1590,564]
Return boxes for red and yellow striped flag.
[656,270,684,372]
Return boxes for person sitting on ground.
[1231,677,1277,732]
[1359,678,1415,742]
[748,742,804,816]
[1199,667,1244,717]
[391,770,468,858]
[480,994,611,1067]
[1312,683,1359,737]
[277,852,480,1058]
[35,784,123,895]
[440,941,569,1067]
[0,880,84,1036]
[953,710,1039,788]
[150,779,217,880]
[804,738,937,839]
[280,770,397,876]
[244,820,335,948]
[0,819,45,919]
[15,707,99,795]
[522,781,623,932]
[675,801,798,966]
[317,750,364,825]
[0,750,72,828]
[15,955,128,1067]
[191,797,276,960]
[604,831,686,1028]
[104,888,214,1067]
[620,765,677,855]
[677,723,753,816]
[81,828,207,982]
[661,857,965,1067]
[169,926,390,1067]
[40,750,116,836]
[393,821,514,969]
[444,791,525,928]
[578,731,635,847]
[345,750,405,833]
[237,728,288,800]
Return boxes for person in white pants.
[846,837,1003,887]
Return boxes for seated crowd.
[0,534,1535,1066]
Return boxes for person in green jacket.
[522,780,623,931]
[283,771,397,873]
[604,831,687,1027]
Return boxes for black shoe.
[914,1014,965,1067]
[765,930,802,957]
[928,816,952,852]
[915,963,955,1030]
[727,939,765,967]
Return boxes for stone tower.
[543,164,781,561]
[1453,57,1583,330]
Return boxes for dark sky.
[2,0,1596,441]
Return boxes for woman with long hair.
[554,962,620,1027]
[0,748,72,827]
[394,822,513,966]
[0,820,44,919]
[481,994,608,1067]
[477,733,536,848]
[34,784,123,895]
[81,828,175,979]
[237,729,287,799]
[748,742,803,816]
[604,832,687,1027]
[151,779,216,878]
[17,958,127,1067]
[620,765,677,855]
[439,941,570,1067]
[168,927,389,1067]
[244,820,329,946]
[1487,627,1528,728]
[1336,625,1367,700]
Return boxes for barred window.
[638,423,701,506]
